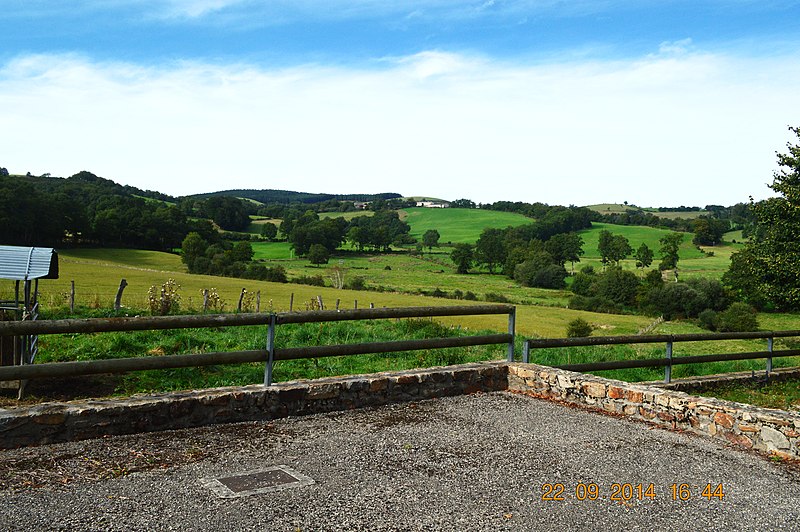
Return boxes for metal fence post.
[264,313,276,386]
[767,336,774,376]
[507,307,516,362]
[664,340,673,383]
[523,340,530,364]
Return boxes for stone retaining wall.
[0,362,508,449]
[4,361,800,461]
[508,363,800,460]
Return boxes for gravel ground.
[1,391,799,531]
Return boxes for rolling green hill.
[187,188,402,204]
[586,203,709,220]
[400,208,532,244]
[579,222,704,261]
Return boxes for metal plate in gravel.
[200,466,315,498]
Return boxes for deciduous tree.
[659,232,684,271]
[450,243,474,274]
[475,227,507,273]
[308,244,330,266]
[724,126,800,309]
[597,230,631,266]
[634,243,654,271]
[422,229,441,251]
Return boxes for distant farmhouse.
[416,200,450,208]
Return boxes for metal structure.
[0,246,59,396]
[0,304,515,386]
[523,331,800,383]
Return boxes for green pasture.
[585,203,708,220]
[641,208,709,220]
[1,247,652,339]
[584,203,636,215]
[318,211,374,222]
[399,207,531,244]
[579,222,704,261]
[244,217,280,235]
[251,241,294,260]
[0,244,782,344]
[132,195,176,206]
[5,247,800,397]
[575,222,740,279]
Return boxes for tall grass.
[35,313,513,395]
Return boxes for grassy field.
[579,222,705,261]
[641,208,709,220]
[4,246,800,398]
[251,241,295,260]
[575,222,740,279]
[318,211,374,222]
[0,248,652,340]
[399,207,531,244]
[585,203,709,220]
[244,216,280,234]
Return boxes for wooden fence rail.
[523,330,800,383]
[0,305,516,386]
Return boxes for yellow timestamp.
[540,482,725,502]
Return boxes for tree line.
[448,206,594,289]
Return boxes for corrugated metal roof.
[0,246,59,281]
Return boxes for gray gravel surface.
[1,391,799,531]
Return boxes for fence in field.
[0,305,516,387]
[3,302,800,393]
[523,331,800,383]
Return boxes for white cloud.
[161,0,246,18]
[1,49,799,206]
[658,38,694,55]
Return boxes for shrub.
[464,291,477,301]
[566,318,593,338]
[595,266,639,307]
[568,295,622,314]
[685,278,730,312]
[484,292,511,303]
[697,309,719,331]
[292,275,326,287]
[639,282,704,320]
[571,270,597,296]
[531,264,568,289]
[718,303,759,332]
[347,276,367,290]
[263,265,288,283]
[513,252,566,289]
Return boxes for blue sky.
[2,1,800,206]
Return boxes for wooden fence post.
[114,279,127,311]
[70,281,75,313]
[237,288,246,313]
